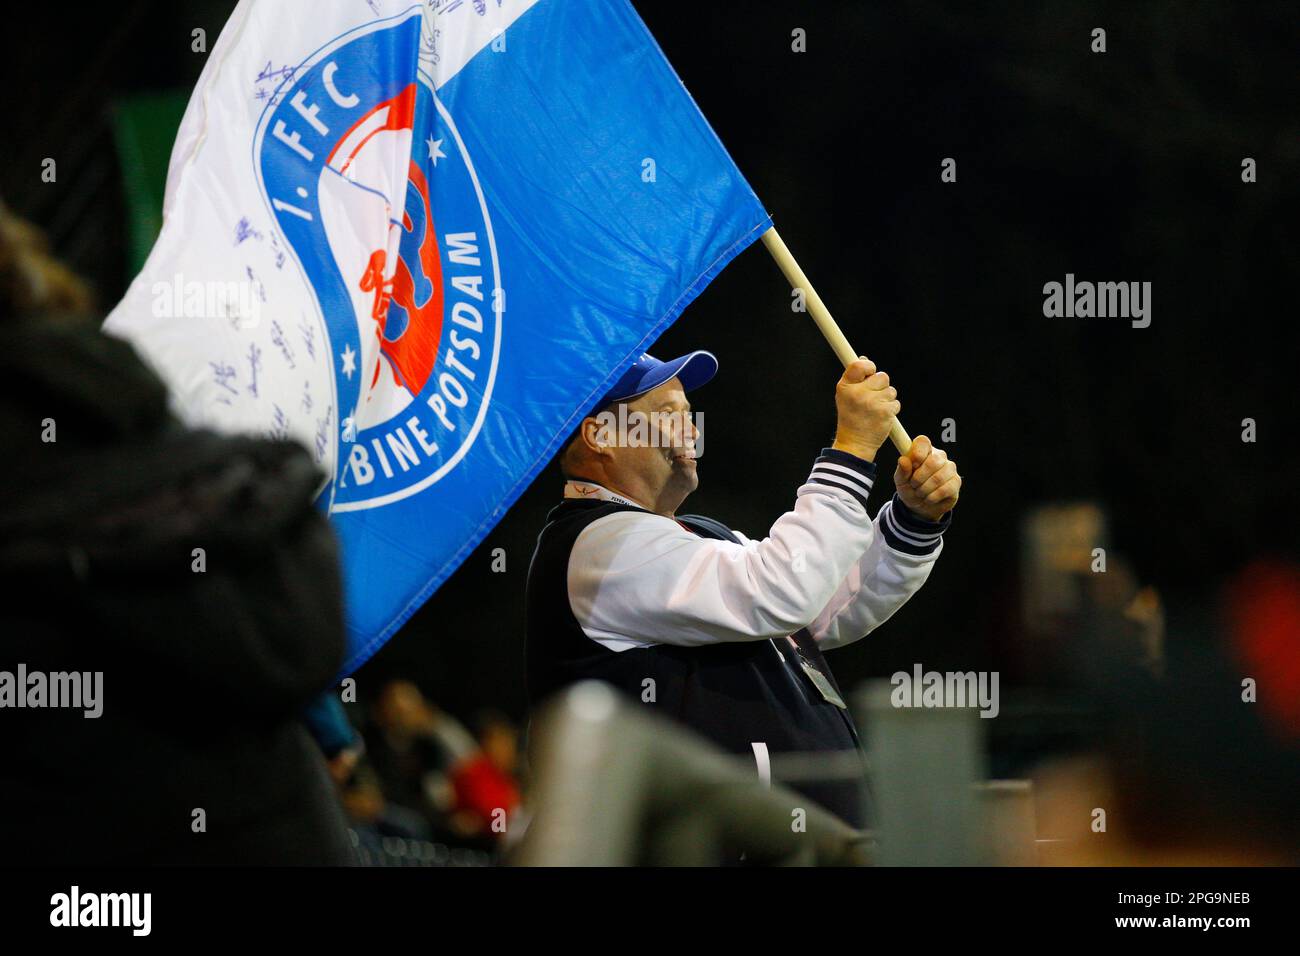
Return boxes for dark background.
[4,1,1296,723]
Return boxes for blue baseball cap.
[592,350,718,413]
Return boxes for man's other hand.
[894,434,961,522]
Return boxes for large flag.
[106,0,770,674]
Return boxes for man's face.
[602,376,700,510]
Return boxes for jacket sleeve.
[802,493,950,650]
[566,449,882,649]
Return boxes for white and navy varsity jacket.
[524,447,949,826]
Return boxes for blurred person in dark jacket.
[0,201,353,864]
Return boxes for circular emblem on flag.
[256,11,501,512]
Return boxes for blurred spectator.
[0,205,353,864]
[1018,502,1165,684]
[446,729,521,841]
[1034,560,1300,865]
[340,763,430,841]
[1224,558,1300,741]
[473,708,521,779]
[365,680,521,845]
[365,679,445,817]
[0,199,95,321]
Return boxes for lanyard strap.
[563,479,646,509]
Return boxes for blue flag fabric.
[106,0,769,674]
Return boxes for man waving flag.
[106,0,770,673]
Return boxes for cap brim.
[622,350,718,401]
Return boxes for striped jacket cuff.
[805,447,877,510]
[879,492,951,555]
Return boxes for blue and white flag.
[106,0,770,673]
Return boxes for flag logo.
[256,10,501,512]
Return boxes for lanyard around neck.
[563,479,648,509]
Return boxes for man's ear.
[558,417,600,477]
[581,415,608,450]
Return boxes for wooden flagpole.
[760,226,912,454]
